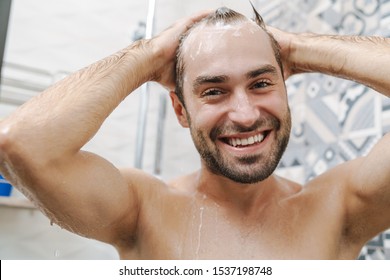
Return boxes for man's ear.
[169,91,189,128]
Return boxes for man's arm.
[272,28,390,241]
[270,28,390,95]
[0,11,210,245]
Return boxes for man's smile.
[215,130,273,158]
[220,130,270,148]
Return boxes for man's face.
[178,21,291,184]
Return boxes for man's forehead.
[184,20,264,44]
[180,20,272,64]
[181,20,276,73]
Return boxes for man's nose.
[228,91,260,127]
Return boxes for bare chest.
[128,197,353,260]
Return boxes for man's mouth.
[221,131,270,147]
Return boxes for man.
[0,7,389,259]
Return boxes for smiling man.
[0,7,389,259]
[173,9,291,184]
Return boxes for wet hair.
[175,6,284,106]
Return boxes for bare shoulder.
[119,167,169,196]
[274,175,303,194]
[279,161,356,217]
[303,159,358,191]
[118,168,196,202]
[167,171,200,193]
[120,167,166,185]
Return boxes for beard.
[189,110,291,184]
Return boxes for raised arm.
[0,11,210,245]
[270,28,390,96]
[271,28,390,242]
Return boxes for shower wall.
[263,0,390,259]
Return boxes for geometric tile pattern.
[255,0,390,259]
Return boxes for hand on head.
[266,26,297,79]
[150,9,213,91]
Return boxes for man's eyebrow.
[192,75,229,92]
[245,65,279,80]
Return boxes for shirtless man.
[0,7,389,259]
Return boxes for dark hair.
[175,6,284,105]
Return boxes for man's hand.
[267,26,299,79]
[149,10,212,91]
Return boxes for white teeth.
[258,134,265,142]
[227,133,266,147]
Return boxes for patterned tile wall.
[255,0,390,259]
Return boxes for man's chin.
[221,174,271,185]
[209,163,276,185]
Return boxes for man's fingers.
[173,9,214,33]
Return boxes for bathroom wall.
[0,0,389,259]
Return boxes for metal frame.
[134,0,157,170]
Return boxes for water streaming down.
[195,205,205,259]
[193,194,208,259]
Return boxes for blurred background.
[0,0,389,259]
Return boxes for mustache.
[210,116,281,141]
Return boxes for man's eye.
[252,80,271,89]
[202,88,224,97]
